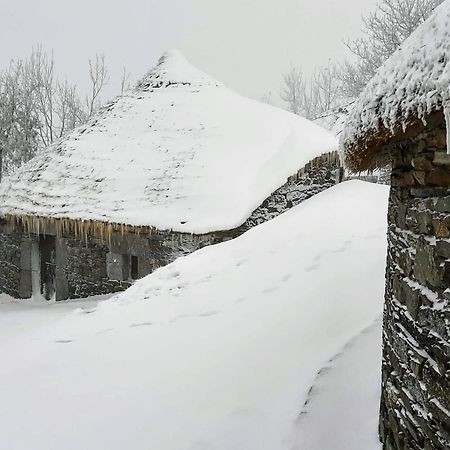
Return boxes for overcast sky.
[0,0,378,105]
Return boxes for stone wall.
[380,123,450,449]
[238,152,342,232]
[0,151,342,300]
[0,228,22,298]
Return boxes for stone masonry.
[380,122,450,449]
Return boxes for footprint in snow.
[54,339,73,344]
[332,239,353,253]
[234,297,246,304]
[130,322,153,328]
[168,314,188,323]
[96,328,114,335]
[305,264,319,272]
[199,310,220,317]
[282,274,293,282]
[261,286,278,294]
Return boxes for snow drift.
[0,181,389,450]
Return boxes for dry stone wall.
[380,124,450,450]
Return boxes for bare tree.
[120,66,131,96]
[86,54,109,117]
[341,0,444,97]
[260,91,273,105]
[28,47,57,147]
[0,47,109,180]
[312,63,342,115]
[55,79,85,138]
[0,57,39,180]
[281,63,343,120]
[280,67,304,115]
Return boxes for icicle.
[445,102,450,155]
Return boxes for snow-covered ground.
[0,181,388,450]
[293,318,383,450]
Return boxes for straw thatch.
[341,1,450,171]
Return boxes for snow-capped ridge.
[138,49,223,90]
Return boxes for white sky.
[0,0,378,105]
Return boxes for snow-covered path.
[0,181,388,450]
[293,317,383,450]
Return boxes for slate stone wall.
[380,123,450,449]
[0,151,341,300]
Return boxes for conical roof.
[0,51,337,234]
[139,50,222,89]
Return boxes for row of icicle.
[3,213,158,245]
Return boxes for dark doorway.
[130,255,139,280]
[39,235,56,300]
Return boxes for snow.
[0,50,337,234]
[313,102,353,138]
[342,0,450,150]
[292,318,382,450]
[0,180,389,450]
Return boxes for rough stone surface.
[0,152,342,300]
[0,228,22,298]
[381,123,450,450]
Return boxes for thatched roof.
[0,50,337,236]
[341,1,450,171]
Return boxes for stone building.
[0,50,340,301]
[342,3,450,449]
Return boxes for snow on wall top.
[341,1,450,161]
[0,50,338,234]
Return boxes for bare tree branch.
[86,54,109,117]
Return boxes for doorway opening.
[39,235,56,300]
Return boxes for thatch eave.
[0,213,163,243]
[344,109,445,173]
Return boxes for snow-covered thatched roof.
[0,50,337,235]
[342,0,450,171]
